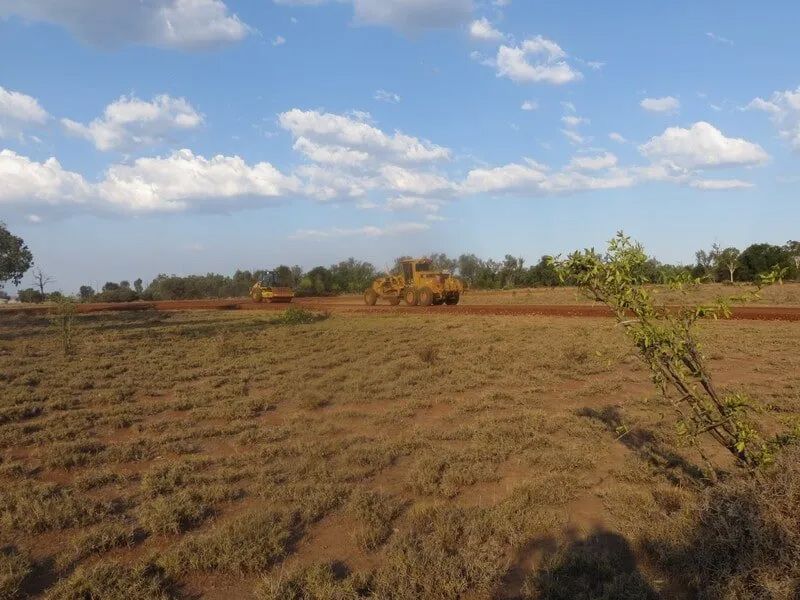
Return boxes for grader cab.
[250,271,294,303]
[364,258,463,306]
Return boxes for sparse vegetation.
[0,306,798,597]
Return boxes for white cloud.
[706,32,733,45]
[640,96,680,113]
[98,149,300,212]
[62,94,203,151]
[272,35,286,46]
[568,152,618,171]
[748,87,800,152]
[0,86,49,138]
[290,221,430,240]
[639,122,769,170]
[0,148,299,214]
[379,165,454,195]
[521,100,538,111]
[469,18,504,42]
[386,195,441,212]
[561,129,587,145]
[374,89,401,103]
[690,178,754,190]
[0,149,92,207]
[494,37,582,85]
[0,0,250,50]
[609,132,627,143]
[462,157,634,196]
[352,0,473,31]
[278,109,450,164]
[562,115,588,127]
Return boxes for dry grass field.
[1,307,799,599]
[461,282,800,306]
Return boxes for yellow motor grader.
[250,271,294,303]
[364,258,463,306]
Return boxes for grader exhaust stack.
[364,258,463,306]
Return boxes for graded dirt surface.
[5,284,800,321]
[1,308,799,598]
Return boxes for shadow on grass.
[576,405,707,484]
[502,529,658,600]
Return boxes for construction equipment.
[364,258,464,306]
[250,271,294,303]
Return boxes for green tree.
[331,258,376,293]
[274,265,294,287]
[79,286,96,302]
[18,288,45,303]
[0,222,33,288]
[134,278,143,294]
[554,233,794,471]
[737,244,793,281]
[456,254,482,286]
[785,240,800,277]
[715,247,741,283]
[427,253,457,273]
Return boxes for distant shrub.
[270,307,329,325]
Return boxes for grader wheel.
[418,287,433,307]
[445,293,460,305]
[404,288,419,306]
[364,289,378,306]
[251,290,263,303]
[389,296,401,306]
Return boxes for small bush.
[270,307,329,325]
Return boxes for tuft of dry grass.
[348,489,405,551]
[0,546,32,600]
[46,562,176,600]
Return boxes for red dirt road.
[4,297,800,321]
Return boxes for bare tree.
[32,267,54,295]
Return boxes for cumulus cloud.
[639,122,769,170]
[521,100,538,111]
[609,132,627,143]
[290,221,430,240]
[640,96,680,113]
[494,36,582,85]
[278,109,450,164]
[385,195,441,212]
[0,148,299,214]
[469,17,504,42]
[0,86,49,138]
[748,87,800,151]
[461,157,634,195]
[0,149,92,207]
[690,178,754,190]
[0,0,250,50]
[62,94,203,151]
[568,152,618,171]
[98,150,300,212]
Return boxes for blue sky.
[1,0,798,292]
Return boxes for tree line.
[1,221,798,303]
